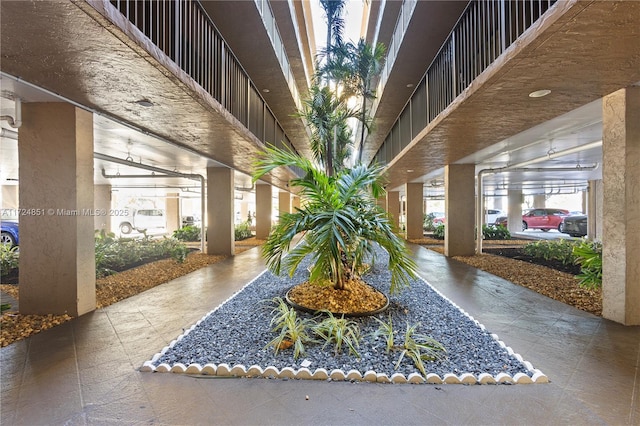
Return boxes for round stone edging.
[139,270,549,385]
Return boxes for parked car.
[561,214,588,237]
[429,212,445,224]
[495,208,570,232]
[119,209,166,234]
[485,209,505,225]
[1,221,19,247]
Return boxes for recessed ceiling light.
[529,89,551,98]
[406,83,414,88]
[407,169,414,173]
[262,89,270,93]
[136,99,153,107]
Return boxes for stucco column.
[94,184,112,232]
[533,194,546,208]
[602,87,640,325]
[386,191,400,231]
[444,164,475,257]
[165,192,180,234]
[18,103,95,316]
[278,191,291,222]
[255,183,272,239]
[587,180,603,240]
[507,189,523,234]
[206,167,234,256]
[405,182,423,239]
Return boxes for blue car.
[1,221,19,247]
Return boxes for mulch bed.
[0,238,265,347]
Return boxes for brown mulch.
[0,239,265,347]
[288,279,388,315]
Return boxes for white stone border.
[141,271,548,385]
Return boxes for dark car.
[1,221,19,247]
[561,214,587,237]
[495,208,570,232]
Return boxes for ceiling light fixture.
[406,83,414,88]
[262,89,270,93]
[528,89,551,98]
[136,99,153,107]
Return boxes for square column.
[507,189,523,234]
[206,167,234,255]
[165,192,180,234]
[386,191,400,230]
[255,183,272,239]
[94,184,111,232]
[19,103,95,316]
[444,164,475,256]
[278,191,291,221]
[405,182,423,239]
[602,87,640,325]
[292,195,301,212]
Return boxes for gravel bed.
[152,246,533,380]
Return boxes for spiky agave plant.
[252,145,417,294]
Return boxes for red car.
[496,208,570,232]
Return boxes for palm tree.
[252,145,417,293]
[295,84,358,175]
[321,40,386,164]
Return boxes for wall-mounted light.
[528,89,551,98]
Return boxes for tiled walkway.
[1,244,639,425]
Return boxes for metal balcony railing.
[108,0,298,157]
[373,0,557,166]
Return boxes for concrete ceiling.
[375,0,640,195]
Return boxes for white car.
[485,209,505,225]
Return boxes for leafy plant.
[266,297,317,359]
[372,315,445,377]
[172,225,201,242]
[371,314,396,353]
[482,224,511,240]
[1,303,11,313]
[433,224,445,240]
[572,240,602,289]
[395,322,446,377]
[253,146,417,294]
[234,221,253,241]
[0,243,20,277]
[95,234,188,277]
[313,311,361,357]
[523,239,577,265]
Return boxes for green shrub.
[95,234,188,278]
[172,225,201,242]
[234,221,253,241]
[0,244,19,277]
[433,224,445,240]
[423,213,436,232]
[482,224,511,240]
[523,239,577,265]
[572,240,602,289]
